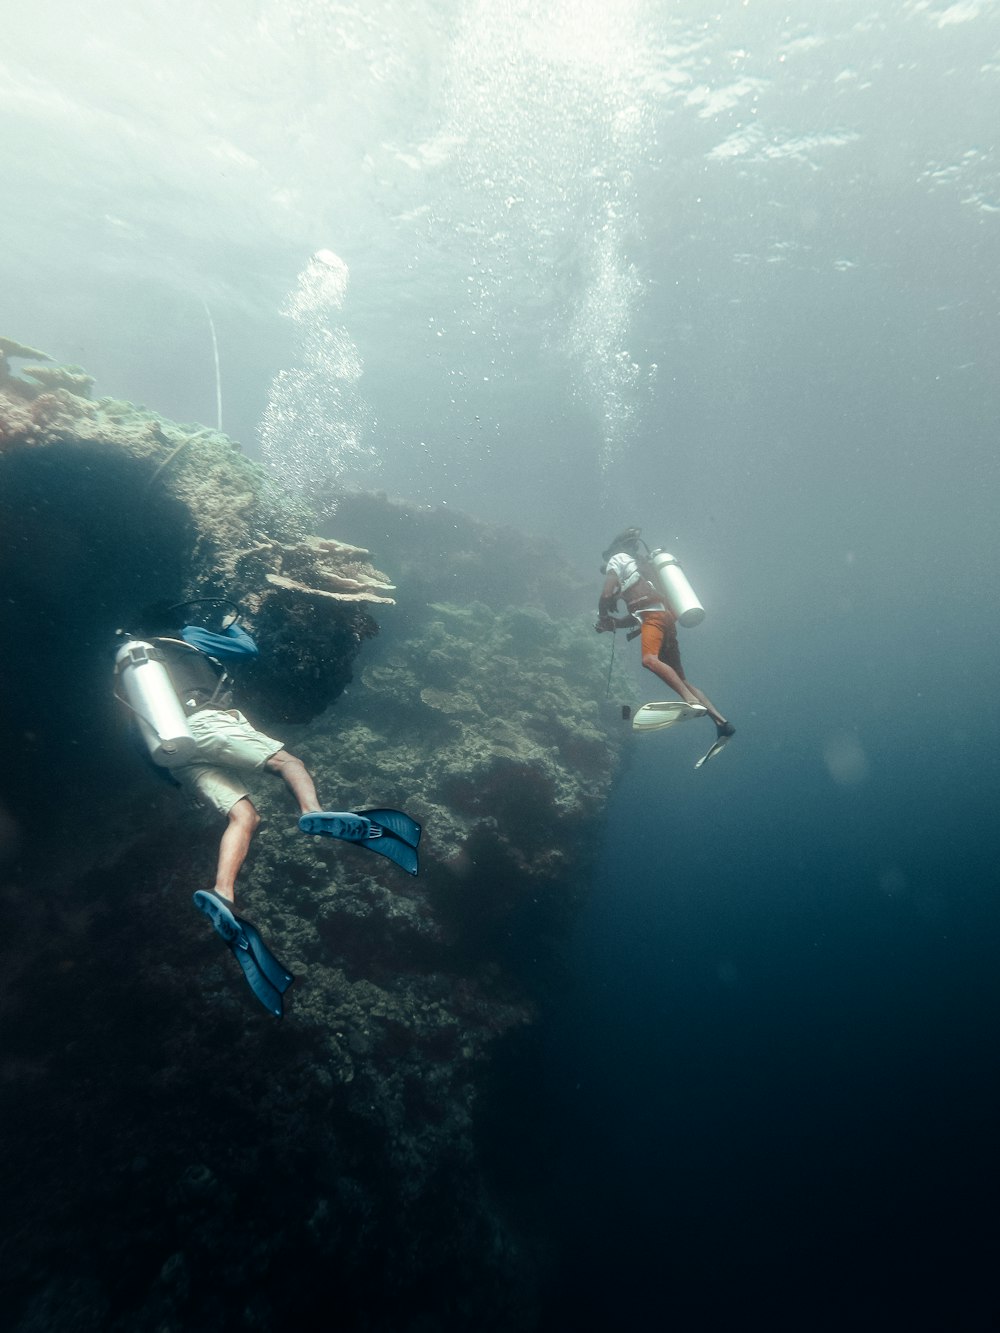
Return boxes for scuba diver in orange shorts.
[596,528,735,761]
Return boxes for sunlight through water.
[258,248,377,513]
[437,0,662,489]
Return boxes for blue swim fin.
[299,809,420,877]
[240,918,295,995]
[298,812,371,842]
[358,808,422,849]
[230,937,285,1018]
[193,890,293,1018]
[360,828,419,877]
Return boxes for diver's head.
[601,527,642,563]
[136,595,240,636]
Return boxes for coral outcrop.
[0,348,630,1331]
[0,342,395,848]
[0,337,392,721]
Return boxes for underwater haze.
[4,1,1000,1328]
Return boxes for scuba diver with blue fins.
[596,528,736,767]
[114,598,421,1017]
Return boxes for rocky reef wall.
[0,344,630,1331]
[0,338,394,850]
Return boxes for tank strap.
[202,663,234,710]
[627,594,665,613]
[178,666,234,714]
[115,642,167,672]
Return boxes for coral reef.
[0,336,392,706]
[0,347,629,1331]
[0,343,395,840]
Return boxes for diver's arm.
[220,623,259,657]
[181,623,259,661]
[598,572,622,619]
[596,573,626,631]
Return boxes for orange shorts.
[640,612,684,678]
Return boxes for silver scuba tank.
[114,640,197,767]
[647,550,705,627]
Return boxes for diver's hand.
[595,617,615,633]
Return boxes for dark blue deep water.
[536,695,1000,1328]
[4,2,1000,1328]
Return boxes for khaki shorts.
[172,709,284,816]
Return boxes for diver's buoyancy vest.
[612,555,664,613]
[152,637,234,713]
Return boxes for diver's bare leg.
[642,653,702,707]
[213,797,260,903]
[641,654,729,730]
[685,684,729,730]
[266,749,322,815]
